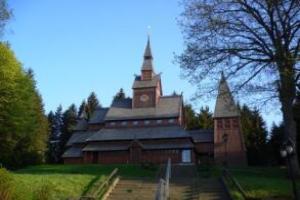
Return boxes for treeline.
[46,88,126,163]
[0,43,48,169]
[184,103,300,166]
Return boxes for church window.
[121,121,127,126]
[144,120,150,125]
[168,119,175,124]
[133,121,139,126]
[217,120,223,129]
[232,119,239,128]
[156,120,162,124]
[225,119,230,128]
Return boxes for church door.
[181,150,191,163]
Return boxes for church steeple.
[214,72,239,118]
[141,37,155,80]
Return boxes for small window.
[225,119,230,128]
[156,120,162,124]
[144,120,150,125]
[217,120,223,129]
[232,118,239,128]
[110,122,116,126]
[121,121,127,126]
[168,119,175,124]
[133,121,139,126]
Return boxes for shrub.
[33,181,54,200]
[0,168,14,200]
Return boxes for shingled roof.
[66,131,95,146]
[89,107,109,124]
[105,95,182,121]
[141,36,154,71]
[188,129,214,143]
[62,147,82,158]
[87,126,189,142]
[132,74,161,89]
[214,73,240,118]
[73,119,88,131]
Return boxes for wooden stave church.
[63,38,247,165]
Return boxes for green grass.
[227,167,299,200]
[11,164,158,200]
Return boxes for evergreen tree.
[60,104,77,156]
[198,106,213,129]
[47,105,63,163]
[78,100,87,119]
[0,43,48,168]
[46,111,55,163]
[240,105,268,165]
[113,88,126,101]
[86,92,100,119]
[184,104,199,130]
[0,0,11,37]
[268,123,285,165]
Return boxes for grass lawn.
[227,167,299,200]
[12,164,158,200]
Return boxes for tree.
[198,106,213,129]
[240,105,268,165]
[0,0,11,37]
[86,92,100,119]
[269,122,285,165]
[184,104,199,130]
[113,88,126,101]
[177,0,300,174]
[0,43,48,168]
[78,100,87,119]
[47,105,63,163]
[60,104,77,156]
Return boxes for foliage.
[86,92,100,119]
[46,106,63,163]
[0,0,11,37]
[0,168,14,200]
[0,43,48,168]
[239,105,268,165]
[177,0,300,174]
[113,88,126,101]
[59,104,77,156]
[198,106,213,129]
[184,104,200,130]
[78,100,87,118]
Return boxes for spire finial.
[144,33,153,60]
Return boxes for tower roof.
[141,37,154,71]
[214,73,240,118]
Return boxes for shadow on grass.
[81,174,103,196]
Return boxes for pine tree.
[184,104,199,130]
[60,104,77,156]
[86,92,100,119]
[78,100,87,119]
[268,123,285,165]
[47,105,63,163]
[113,88,126,101]
[198,106,213,129]
[240,105,268,165]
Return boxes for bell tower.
[132,37,162,108]
[213,73,247,166]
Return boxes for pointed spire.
[214,72,239,118]
[141,36,154,71]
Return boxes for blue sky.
[5,0,281,129]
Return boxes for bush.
[0,168,14,200]
[33,181,54,200]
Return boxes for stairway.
[169,164,230,200]
[105,177,158,200]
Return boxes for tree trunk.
[279,65,300,177]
